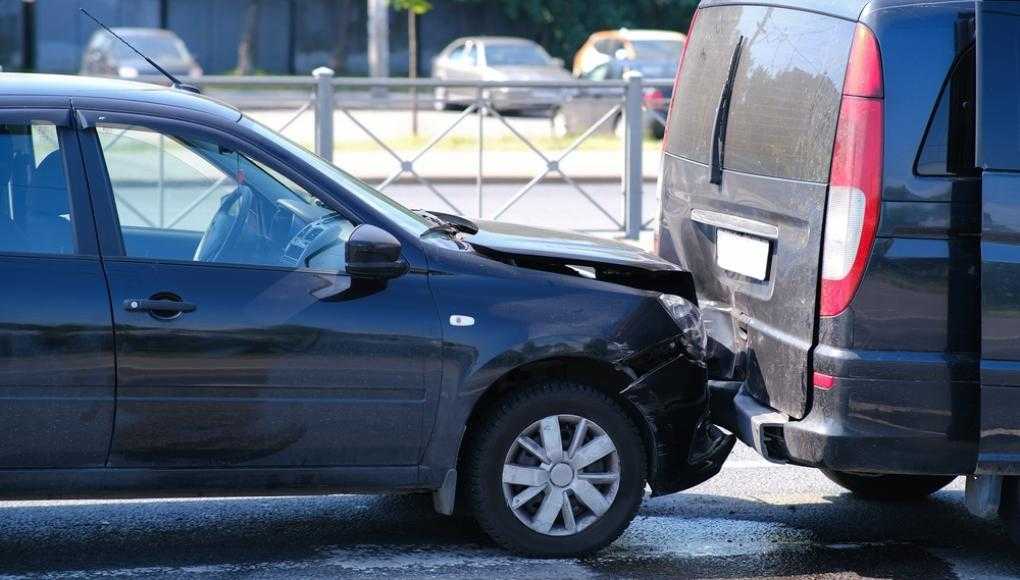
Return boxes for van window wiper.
[710,36,744,185]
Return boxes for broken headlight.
[658,294,707,362]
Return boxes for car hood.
[464,220,679,272]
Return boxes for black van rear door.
[976,0,1020,474]
[659,5,856,418]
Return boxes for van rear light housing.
[819,24,884,317]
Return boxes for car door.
[976,0,1020,474]
[0,108,115,468]
[77,109,441,469]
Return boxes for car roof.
[450,36,539,46]
[0,73,241,122]
[698,0,963,21]
[594,29,687,41]
[89,27,182,40]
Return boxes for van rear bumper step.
[709,378,978,475]
[709,380,790,463]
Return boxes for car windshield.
[485,43,550,67]
[239,116,432,236]
[630,40,684,61]
[114,34,190,60]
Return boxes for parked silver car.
[80,28,203,83]
[431,37,572,114]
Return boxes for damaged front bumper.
[622,354,735,496]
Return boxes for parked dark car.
[81,28,203,83]
[553,58,677,140]
[657,0,1020,540]
[0,73,731,556]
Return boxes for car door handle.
[123,299,197,314]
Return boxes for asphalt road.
[1,444,1017,579]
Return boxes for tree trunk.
[237,0,262,75]
[330,0,355,73]
[409,10,418,136]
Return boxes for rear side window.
[0,122,76,255]
[666,6,855,183]
[916,45,977,177]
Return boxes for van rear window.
[666,6,855,183]
[916,45,977,177]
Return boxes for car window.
[666,5,855,183]
[448,44,466,63]
[594,38,617,54]
[977,4,1020,171]
[484,44,550,67]
[630,40,684,61]
[584,63,611,81]
[917,45,977,177]
[112,34,190,61]
[239,116,432,236]
[0,121,76,255]
[96,124,351,270]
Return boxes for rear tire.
[466,382,646,557]
[822,470,955,500]
[433,87,449,111]
[551,109,570,139]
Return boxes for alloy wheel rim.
[501,414,621,537]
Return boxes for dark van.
[657,0,1020,537]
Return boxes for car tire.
[651,122,666,140]
[822,470,955,500]
[466,382,646,557]
[551,109,570,139]
[434,87,449,111]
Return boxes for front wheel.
[467,383,647,557]
[822,470,955,500]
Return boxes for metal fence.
[193,69,672,239]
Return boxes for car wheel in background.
[613,113,626,140]
[651,121,666,140]
[822,470,956,500]
[433,87,449,111]
[551,109,570,139]
[467,382,646,557]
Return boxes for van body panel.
[976,0,1020,474]
[661,4,855,419]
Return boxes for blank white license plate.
[716,229,770,281]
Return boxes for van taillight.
[662,9,701,148]
[819,24,883,317]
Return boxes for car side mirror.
[551,57,565,69]
[345,224,408,279]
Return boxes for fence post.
[623,71,644,240]
[313,67,335,162]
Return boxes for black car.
[0,73,731,556]
[657,0,1020,539]
[553,58,677,140]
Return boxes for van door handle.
[123,299,197,314]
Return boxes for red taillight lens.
[813,372,836,391]
[819,24,884,317]
[661,10,700,148]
